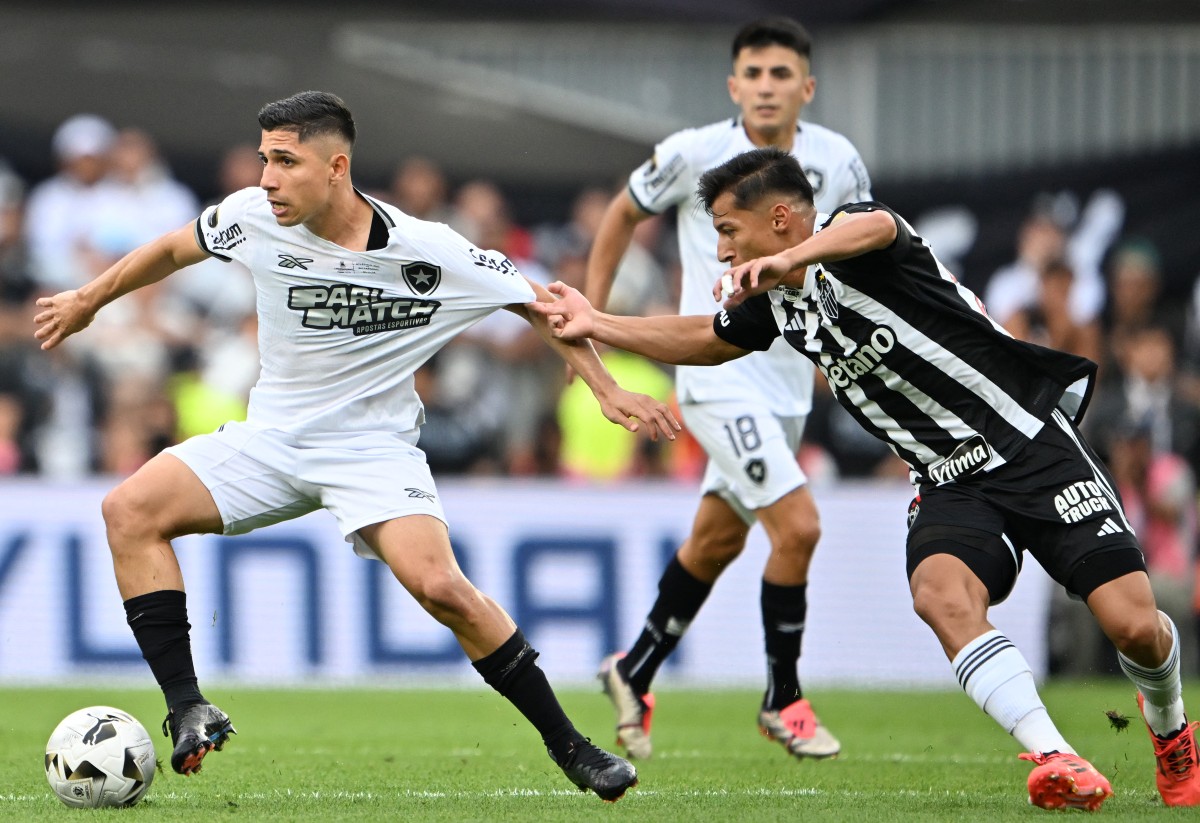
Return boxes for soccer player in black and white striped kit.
[532,147,1199,811]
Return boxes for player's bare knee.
[101,483,157,547]
[1104,610,1166,658]
[413,573,480,626]
[689,531,745,567]
[910,581,975,632]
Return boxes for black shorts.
[906,410,1146,604]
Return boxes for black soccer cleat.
[162,702,236,776]
[552,738,638,802]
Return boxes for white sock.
[1119,611,1187,737]
[952,630,1073,755]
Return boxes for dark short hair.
[257,91,356,147]
[697,147,814,215]
[731,17,812,62]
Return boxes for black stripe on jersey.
[806,301,1032,472]
[193,216,232,263]
[360,190,396,228]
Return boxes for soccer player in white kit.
[587,18,871,760]
[33,91,680,802]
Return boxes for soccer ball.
[45,706,157,808]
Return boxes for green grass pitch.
[2,680,1193,821]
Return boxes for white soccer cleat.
[597,653,655,760]
[758,698,840,759]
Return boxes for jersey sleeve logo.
[207,223,246,252]
[402,261,442,296]
[639,152,686,202]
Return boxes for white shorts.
[164,421,447,559]
[681,400,808,525]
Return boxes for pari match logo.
[288,282,441,335]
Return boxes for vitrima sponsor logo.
[208,223,246,252]
[927,435,992,485]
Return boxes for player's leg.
[362,515,636,801]
[907,489,1110,810]
[1034,411,1198,806]
[754,483,839,758]
[1088,571,1199,806]
[103,451,230,776]
[598,492,744,758]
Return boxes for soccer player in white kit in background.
[33,90,682,802]
[586,17,870,760]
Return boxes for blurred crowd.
[2,114,1200,668]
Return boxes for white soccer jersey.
[194,187,535,435]
[628,118,871,414]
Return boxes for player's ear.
[329,152,350,185]
[772,202,792,231]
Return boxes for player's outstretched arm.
[514,279,680,441]
[34,223,208,350]
[530,281,748,367]
[718,209,898,308]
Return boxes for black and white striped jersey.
[713,202,1097,489]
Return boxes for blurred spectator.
[0,159,46,473]
[534,186,673,317]
[984,190,1123,328]
[1004,258,1102,366]
[23,113,117,290]
[84,128,199,272]
[1086,325,1200,478]
[1100,238,1182,377]
[390,156,454,223]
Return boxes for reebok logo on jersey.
[405,488,436,500]
[207,223,245,252]
[928,435,992,485]
[278,253,313,270]
[288,283,440,335]
[1054,480,1114,523]
[402,261,441,296]
[820,326,896,389]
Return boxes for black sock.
[620,554,713,695]
[472,629,582,762]
[761,580,807,711]
[123,590,204,711]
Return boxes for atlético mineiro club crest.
[402,261,441,296]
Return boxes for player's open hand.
[34,290,95,350]
[597,388,681,441]
[714,254,794,308]
[528,281,596,340]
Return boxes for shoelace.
[566,739,611,769]
[1163,731,1196,780]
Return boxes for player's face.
[710,191,791,266]
[257,129,344,227]
[728,45,815,146]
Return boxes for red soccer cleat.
[1019,751,1112,811]
[1138,693,1200,806]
